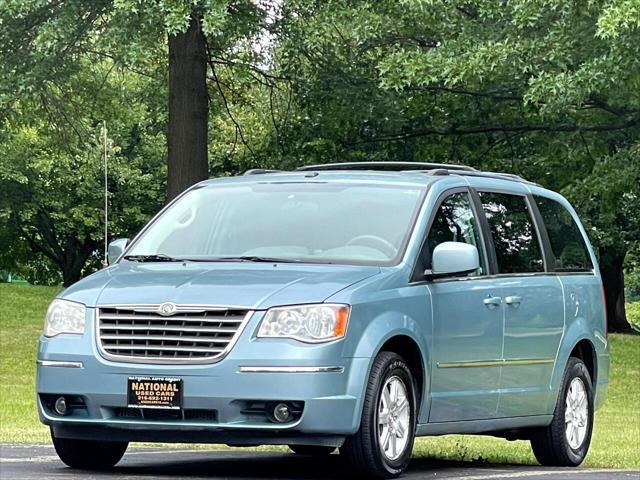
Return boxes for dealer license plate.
[127,376,183,410]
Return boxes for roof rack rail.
[295,161,539,185]
[296,162,477,172]
[243,168,282,175]
[450,170,539,186]
[241,162,537,186]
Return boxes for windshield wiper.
[123,254,303,264]
[123,254,184,263]
[216,256,302,263]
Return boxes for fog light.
[272,402,291,423]
[54,396,68,416]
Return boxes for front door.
[423,190,503,423]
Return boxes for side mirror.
[425,241,479,280]
[107,238,129,265]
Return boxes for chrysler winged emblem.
[157,302,178,316]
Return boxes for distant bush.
[626,270,640,302]
[625,248,640,302]
[628,302,640,327]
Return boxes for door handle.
[505,295,522,307]
[483,296,502,308]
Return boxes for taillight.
[602,285,608,338]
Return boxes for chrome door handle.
[483,296,502,308]
[505,295,522,307]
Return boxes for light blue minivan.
[37,162,609,478]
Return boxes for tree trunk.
[167,14,209,202]
[599,247,632,333]
[60,237,99,287]
[61,263,83,287]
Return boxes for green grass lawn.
[0,284,638,468]
[0,284,61,443]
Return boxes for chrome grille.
[97,306,250,364]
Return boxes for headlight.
[43,299,86,337]
[257,304,350,343]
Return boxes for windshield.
[126,182,425,266]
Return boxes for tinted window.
[535,196,593,272]
[479,192,544,274]
[424,192,485,276]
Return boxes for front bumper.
[36,312,369,444]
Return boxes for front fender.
[345,303,432,425]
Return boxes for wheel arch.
[548,326,598,412]
[569,339,597,385]
[378,335,426,414]
[348,313,431,425]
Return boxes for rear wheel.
[288,445,335,455]
[340,351,416,479]
[51,428,128,469]
[530,357,594,466]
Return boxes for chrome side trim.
[239,366,345,373]
[36,360,84,369]
[437,358,554,369]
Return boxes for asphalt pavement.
[1,444,638,480]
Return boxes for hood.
[60,261,381,309]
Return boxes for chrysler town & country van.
[37,162,609,478]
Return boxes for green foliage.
[597,0,640,39]
[0,60,166,284]
[275,1,639,299]
[0,0,273,284]
[564,147,640,249]
[626,249,640,301]
[0,0,638,292]
[627,302,640,325]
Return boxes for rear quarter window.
[534,196,593,272]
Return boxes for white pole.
[103,121,108,267]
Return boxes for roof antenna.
[102,121,109,267]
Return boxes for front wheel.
[340,351,416,479]
[51,428,128,469]
[530,357,594,466]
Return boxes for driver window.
[423,192,486,276]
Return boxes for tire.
[530,357,594,467]
[51,427,128,469]
[340,351,417,479]
[288,445,336,455]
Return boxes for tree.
[565,150,640,331]
[1,0,638,322]
[274,0,640,329]
[0,0,273,283]
[0,61,166,286]
[0,0,269,200]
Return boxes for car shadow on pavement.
[114,453,351,479]
[99,452,531,479]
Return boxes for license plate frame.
[127,376,183,410]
